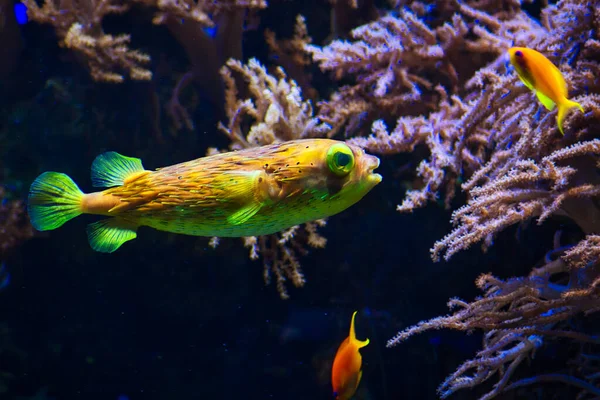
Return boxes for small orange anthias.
[508,46,584,135]
[331,311,369,400]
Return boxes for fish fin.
[349,311,370,348]
[556,98,585,135]
[28,172,84,231]
[221,171,268,225]
[536,90,556,111]
[349,311,358,341]
[221,171,263,198]
[227,202,263,225]
[518,75,535,91]
[356,370,363,390]
[91,152,145,188]
[86,218,138,253]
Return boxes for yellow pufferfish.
[28,139,382,253]
[508,47,584,135]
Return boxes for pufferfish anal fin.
[91,152,146,188]
[221,170,268,225]
[87,218,138,253]
[536,90,556,111]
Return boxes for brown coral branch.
[24,0,151,82]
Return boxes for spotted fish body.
[28,139,381,252]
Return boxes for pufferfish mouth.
[365,155,382,184]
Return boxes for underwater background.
[1,0,599,399]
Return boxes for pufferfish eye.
[326,143,355,176]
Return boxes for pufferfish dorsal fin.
[221,170,268,225]
[91,152,146,188]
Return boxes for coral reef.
[306,0,600,397]
[23,0,266,128]
[15,0,600,396]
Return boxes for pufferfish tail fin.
[91,152,146,188]
[87,218,138,253]
[556,98,585,135]
[28,172,84,231]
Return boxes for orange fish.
[331,311,369,400]
[508,47,584,135]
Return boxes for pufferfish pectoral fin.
[221,171,269,225]
[86,218,138,253]
[227,202,263,225]
[91,152,146,188]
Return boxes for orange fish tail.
[557,98,584,135]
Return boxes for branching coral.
[308,0,600,397]
[318,0,600,258]
[388,239,600,399]
[155,0,267,130]
[306,0,544,136]
[23,0,152,83]
[23,0,266,98]
[210,58,330,299]
[265,15,317,102]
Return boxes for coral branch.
[24,0,151,82]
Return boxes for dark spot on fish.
[296,162,300,165]
[299,170,302,173]
[178,176,182,180]
[310,163,313,166]
[286,164,289,167]
[306,146,309,148]
[264,163,269,168]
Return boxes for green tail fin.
[28,172,84,231]
[557,99,585,135]
[91,152,145,188]
[86,218,137,253]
